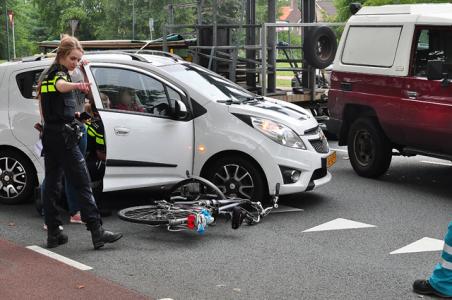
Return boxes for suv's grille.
[309,137,329,153]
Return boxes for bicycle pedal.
[231,207,244,230]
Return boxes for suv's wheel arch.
[340,104,378,145]
[200,150,269,202]
[0,145,38,204]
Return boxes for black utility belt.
[44,120,82,131]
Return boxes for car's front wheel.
[204,156,267,202]
[0,149,36,204]
[348,118,392,178]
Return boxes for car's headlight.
[251,117,306,149]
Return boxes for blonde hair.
[56,34,84,63]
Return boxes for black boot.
[47,226,68,248]
[89,224,122,250]
[413,279,452,298]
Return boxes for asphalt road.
[1,141,452,299]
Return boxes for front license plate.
[327,151,336,168]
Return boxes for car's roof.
[1,51,183,70]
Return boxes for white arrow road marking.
[421,160,452,167]
[26,245,93,270]
[390,237,444,255]
[303,218,376,232]
[271,204,304,214]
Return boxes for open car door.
[85,63,194,192]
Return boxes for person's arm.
[37,84,44,122]
[55,79,90,94]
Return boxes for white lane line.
[421,160,452,167]
[303,218,376,232]
[26,245,93,271]
[271,205,304,214]
[331,148,348,153]
[390,237,444,255]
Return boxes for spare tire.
[303,26,337,69]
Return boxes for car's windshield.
[161,63,256,102]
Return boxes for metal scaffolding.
[163,0,326,99]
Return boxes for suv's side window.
[16,69,44,99]
[91,67,182,117]
[412,28,452,77]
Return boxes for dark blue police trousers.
[42,129,101,230]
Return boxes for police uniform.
[85,118,106,182]
[428,222,452,296]
[40,63,101,232]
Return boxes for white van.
[0,52,335,204]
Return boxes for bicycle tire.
[118,205,191,225]
[167,176,226,201]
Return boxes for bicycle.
[118,176,280,234]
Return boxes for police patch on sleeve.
[55,71,69,82]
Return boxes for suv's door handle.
[114,127,130,135]
[406,91,418,99]
[340,82,352,91]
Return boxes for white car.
[0,51,335,204]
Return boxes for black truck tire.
[347,118,392,178]
[303,26,337,69]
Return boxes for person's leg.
[87,160,110,216]
[428,221,452,296]
[414,221,452,298]
[43,152,64,229]
[65,125,87,217]
[62,145,122,249]
[42,133,68,248]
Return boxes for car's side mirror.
[427,60,444,80]
[427,60,450,87]
[173,99,189,119]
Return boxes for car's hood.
[226,97,319,135]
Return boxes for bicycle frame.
[118,178,280,234]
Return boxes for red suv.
[328,3,452,177]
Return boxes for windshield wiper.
[217,99,241,105]
[243,96,264,103]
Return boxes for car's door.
[85,63,194,192]
[401,26,452,154]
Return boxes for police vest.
[86,120,105,146]
[41,64,76,124]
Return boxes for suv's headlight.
[251,117,306,149]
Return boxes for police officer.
[41,34,122,249]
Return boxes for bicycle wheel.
[118,205,191,225]
[167,176,226,201]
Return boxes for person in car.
[39,34,122,249]
[112,87,145,112]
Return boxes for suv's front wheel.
[348,118,392,178]
[0,149,36,204]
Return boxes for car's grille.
[309,137,329,154]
